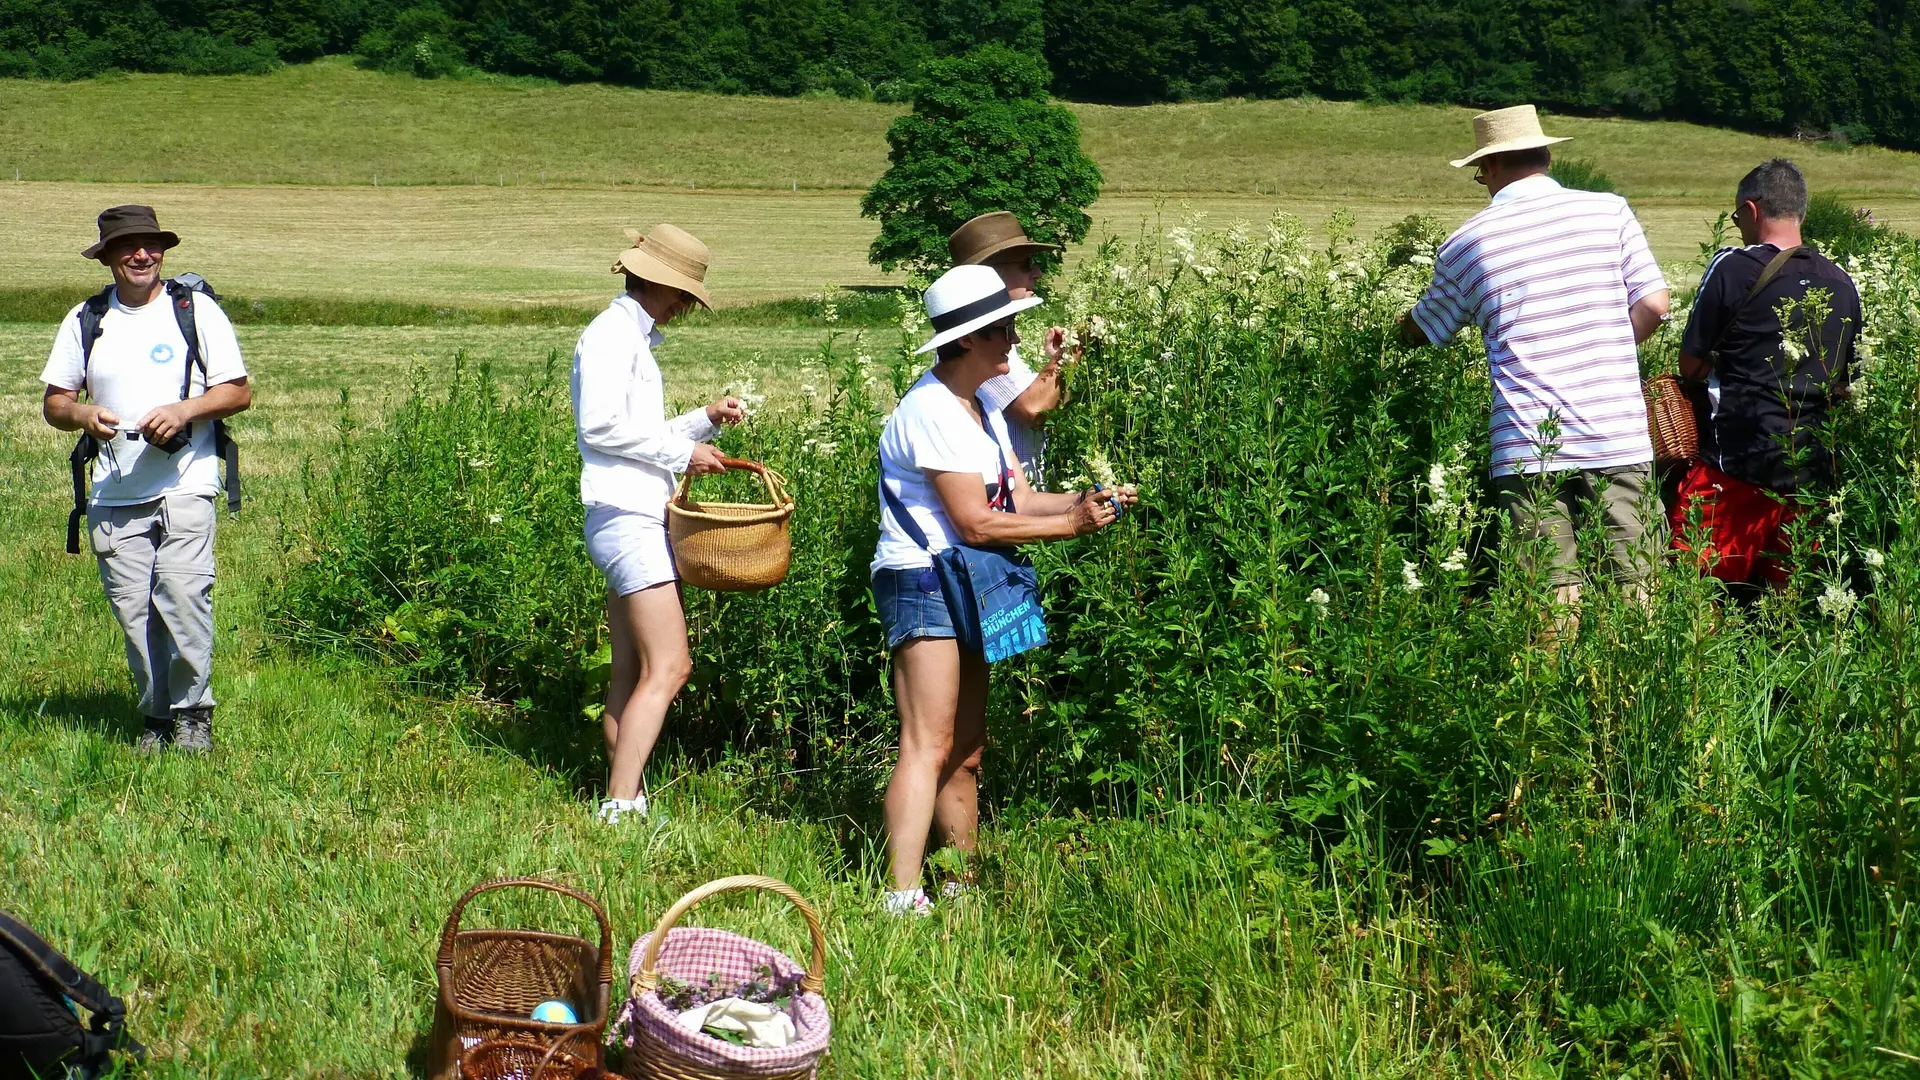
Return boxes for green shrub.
[275,354,602,712]
[1803,193,1892,260]
[861,45,1103,275]
[1548,156,1618,193]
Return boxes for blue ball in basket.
[530,999,578,1025]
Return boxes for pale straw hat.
[915,264,1042,355]
[1449,104,1572,168]
[612,224,713,308]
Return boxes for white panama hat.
[915,264,1043,356]
[1449,104,1572,168]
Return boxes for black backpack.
[0,909,143,1079]
[66,274,242,554]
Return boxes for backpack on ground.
[0,908,143,1079]
[65,273,243,554]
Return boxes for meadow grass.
[0,317,1533,1078]
[7,180,1902,308]
[4,59,1920,310]
[6,58,1920,199]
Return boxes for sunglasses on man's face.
[980,319,1016,338]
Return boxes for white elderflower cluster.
[1401,561,1424,594]
[1307,587,1331,617]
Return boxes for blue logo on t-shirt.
[150,343,175,365]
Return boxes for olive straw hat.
[1448,104,1571,169]
[948,211,1062,266]
[612,223,713,309]
[81,204,179,261]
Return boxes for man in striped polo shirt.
[1400,104,1672,616]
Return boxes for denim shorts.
[872,567,955,649]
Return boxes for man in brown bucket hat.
[949,211,1074,483]
[40,205,251,753]
[572,223,745,825]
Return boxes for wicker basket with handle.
[616,875,831,1080]
[1643,372,1698,471]
[667,458,795,592]
[460,1035,625,1080]
[428,878,615,1080]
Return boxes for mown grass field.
[3,59,1919,307]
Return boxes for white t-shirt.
[976,344,1042,481]
[40,286,247,507]
[872,371,1019,574]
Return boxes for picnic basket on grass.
[616,875,831,1080]
[1643,372,1698,471]
[668,458,795,592]
[428,878,615,1080]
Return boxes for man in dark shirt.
[1672,158,1862,585]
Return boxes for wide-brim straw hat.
[82,204,180,261]
[612,223,713,309]
[915,264,1043,355]
[949,211,1062,266]
[1449,104,1572,168]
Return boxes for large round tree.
[862,45,1103,275]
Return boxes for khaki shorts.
[1491,463,1666,587]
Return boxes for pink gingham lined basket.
[614,876,830,1080]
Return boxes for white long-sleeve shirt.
[570,294,718,515]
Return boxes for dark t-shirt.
[1681,244,1861,494]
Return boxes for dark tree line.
[4,0,1918,148]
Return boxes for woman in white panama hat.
[572,223,745,825]
[872,263,1138,915]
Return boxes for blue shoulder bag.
[880,406,1049,663]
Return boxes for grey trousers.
[88,494,218,716]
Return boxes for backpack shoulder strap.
[0,909,117,1019]
[168,279,204,400]
[77,285,114,390]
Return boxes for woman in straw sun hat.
[571,223,745,825]
[872,263,1138,915]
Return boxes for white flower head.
[1817,581,1858,621]
[487,513,502,525]
[1863,548,1885,569]
[1401,561,1424,594]
[1308,587,1331,608]
[1440,548,1468,572]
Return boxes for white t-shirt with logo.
[872,370,1019,574]
[40,286,248,507]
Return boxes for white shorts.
[584,505,677,596]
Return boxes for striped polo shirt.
[1411,174,1667,476]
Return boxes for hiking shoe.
[596,796,647,825]
[173,706,213,755]
[882,888,934,918]
[135,716,172,755]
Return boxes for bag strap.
[0,909,143,1062]
[76,286,114,391]
[169,279,203,401]
[1708,244,1801,359]
[67,435,99,555]
[880,464,933,551]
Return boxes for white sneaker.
[596,796,647,824]
[882,888,933,917]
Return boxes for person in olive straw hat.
[1397,105,1672,638]
[39,204,252,754]
[571,223,745,825]
[948,211,1077,484]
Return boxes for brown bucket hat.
[948,211,1062,266]
[82,204,180,261]
[612,224,713,309]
